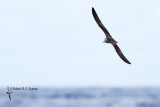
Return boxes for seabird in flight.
[92,7,131,64]
[6,86,12,101]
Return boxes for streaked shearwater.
[6,86,12,101]
[92,7,131,64]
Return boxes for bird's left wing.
[9,94,11,101]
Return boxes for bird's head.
[103,38,110,43]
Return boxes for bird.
[92,7,131,64]
[6,86,12,101]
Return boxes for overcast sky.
[0,0,160,88]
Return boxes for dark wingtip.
[127,62,131,64]
[92,7,95,12]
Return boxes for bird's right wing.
[111,42,131,64]
[92,7,112,37]
[7,87,9,92]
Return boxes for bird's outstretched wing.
[7,87,9,92]
[92,7,111,38]
[9,94,11,101]
[111,42,131,64]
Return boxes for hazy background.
[0,0,160,88]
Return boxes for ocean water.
[1,88,160,107]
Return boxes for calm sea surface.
[1,88,160,107]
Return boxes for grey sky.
[0,0,160,87]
